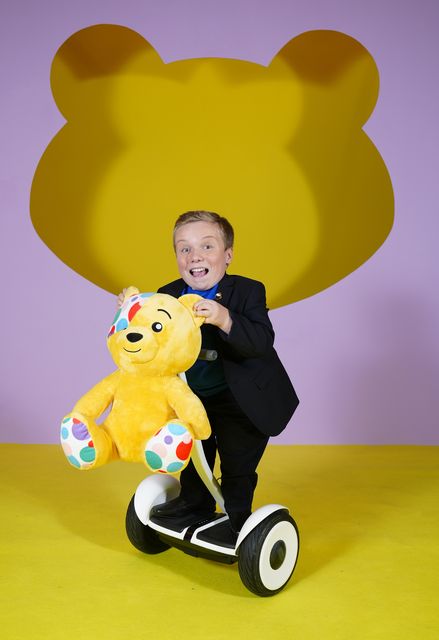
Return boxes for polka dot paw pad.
[60,416,96,469]
[145,422,193,475]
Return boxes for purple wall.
[1,0,438,444]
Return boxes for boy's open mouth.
[190,267,209,277]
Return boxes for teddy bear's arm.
[72,370,120,419]
[168,380,211,440]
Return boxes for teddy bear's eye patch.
[152,322,163,333]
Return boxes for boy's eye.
[180,247,190,254]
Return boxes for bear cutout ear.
[50,25,164,121]
[178,294,205,328]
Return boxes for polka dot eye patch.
[107,292,154,337]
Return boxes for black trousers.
[180,388,269,532]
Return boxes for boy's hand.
[193,299,232,334]
[116,289,128,308]
[116,286,139,308]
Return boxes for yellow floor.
[1,444,438,639]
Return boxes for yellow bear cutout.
[30,25,393,308]
[60,290,211,472]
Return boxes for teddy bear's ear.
[178,294,205,328]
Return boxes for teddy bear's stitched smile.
[123,347,142,353]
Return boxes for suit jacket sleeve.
[218,280,275,358]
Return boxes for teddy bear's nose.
[126,332,143,343]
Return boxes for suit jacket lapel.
[162,279,185,297]
[214,273,234,307]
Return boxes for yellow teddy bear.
[60,287,211,473]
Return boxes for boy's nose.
[126,332,143,343]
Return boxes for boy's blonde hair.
[173,211,234,250]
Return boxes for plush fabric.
[60,288,211,473]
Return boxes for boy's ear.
[178,294,205,328]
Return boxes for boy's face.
[174,221,233,290]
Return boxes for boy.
[121,211,299,539]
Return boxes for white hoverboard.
[125,361,299,597]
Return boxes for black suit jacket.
[158,274,299,436]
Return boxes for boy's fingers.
[194,306,207,315]
[194,306,212,319]
[116,288,128,308]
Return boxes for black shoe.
[150,496,215,519]
[196,520,238,549]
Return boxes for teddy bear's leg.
[60,413,117,470]
[144,420,194,474]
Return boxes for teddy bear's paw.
[145,420,193,475]
[60,415,97,469]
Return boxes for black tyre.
[125,495,170,554]
[238,510,299,596]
